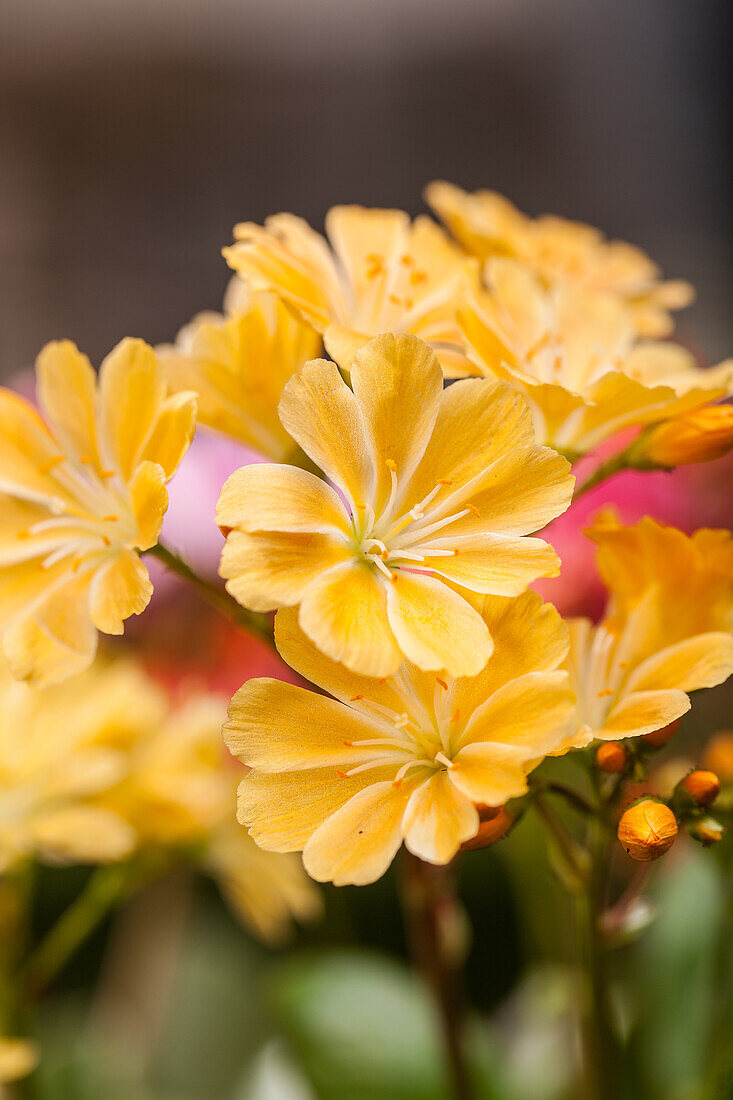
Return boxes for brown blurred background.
[0,0,731,378]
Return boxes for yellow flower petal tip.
[635,403,733,467]
[224,589,576,886]
[0,338,197,685]
[216,333,573,678]
[223,206,479,376]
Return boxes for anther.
[597,688,615,697]
[466,504,480,519]
[350,694,364,702]
[101,536,111,547]
[409,270,428,285]
[436,676,448,690]
[102,515,118,522]
[38,456,64,475]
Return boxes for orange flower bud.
[702,731,733,784]
[617,800,678,862]
[641,719,680,749]
[640,405,733,467]
[596,742,627,773]
[688,817,725,847]
[679,769,720,807]
[462,808,514,851]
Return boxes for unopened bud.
[637,405,733,467]
[462,807,514,851]
[617,800,678,862]
[679,770,720,808]
[688,816,725,847]
[641,719,680,749]
[596,742,628,773]
[702,731,733,784]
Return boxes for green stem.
[573,450,631,499]
[530,778,596,818]
[148,542,273,644]
[20,865,131,999]
[400,852,474,1100]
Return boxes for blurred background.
[0,2,731,1098]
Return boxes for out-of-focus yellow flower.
[159,287,321,460]
[632,404,733,467]
[0,1036,39,1084]
[457,259,733,454]
[223,206,478,376]
[0,339,197,686]
[703,731,733,784]
[560,515,733,750]
[0,661,154,872]
[217,334,573,678]
[617,800,678,861]
[426,181,694,337]
[100,686,321,943]
[224,591,575,886]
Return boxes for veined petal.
[278,357,374,510]
[386,571,493,677]
[298,562,401,677]
[140,391,197,479]
[323,325,373,372]
[237,766,395,852]
[624,633,733,694]
[448,742,530,806]
[98,338,166,479]
[303,779,411,885]
[599,689,690,740]
[216,463,349,537]
[89,551,153,635]
[0,389,75,509]
[423,532,560,595]
[128,461,168,550]
[36,340,99,464]
[403,379,534,513]
[402,771,478,864]
[459,669,575,752]
[224,678,385,771]
[219,529,349,612]
[349,334,443,511]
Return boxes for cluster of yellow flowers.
[1,182,733,910]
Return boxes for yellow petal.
[402,771,478,864]
[298,562,401,677]
[36,339,99,464]
[485,257,548,346]
[386,571,493,677]
[31,806,136,863]
[302,779,411,885]
[448,742,530,805]
[323,324,373,372]
[140,391,197,479]
[128,460,168,550]
[349,334,443,512]
[599,689,690,740]
[626,634,733,694]
[224,678,384,771]
[216,463,349,536]
[404,378,534,512]
[459,670,575,753]
[0,389,75,509]
[219,529,349,612]
[0,1038,38,1084]
[3,572,97,686]
[324,206,409,302]
[89,551,153,635]
[237,766,395,852]
[98,338,166,479]
[423,532,560,596]
[278,357,374,510]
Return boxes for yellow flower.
[159,286,321,460]
[425,181,694,337]
[633,403,733,467]
[217,334,573,678]
[223,206,478,376]
[0,339,197,685]
[457,259,733,454]
[0,1036,38,1084]
[0,661,149,872]
[224,591,575,885]
[100,684,321,943]
[561,515,733,749]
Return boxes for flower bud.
[679,769,720,807]
[688,817,725,847]
[617,800,678,862]
[596,742,627,773]
[702,731,733,784]
[462,807,514,851]
[641,719,680,749]
[638,405,733,467]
